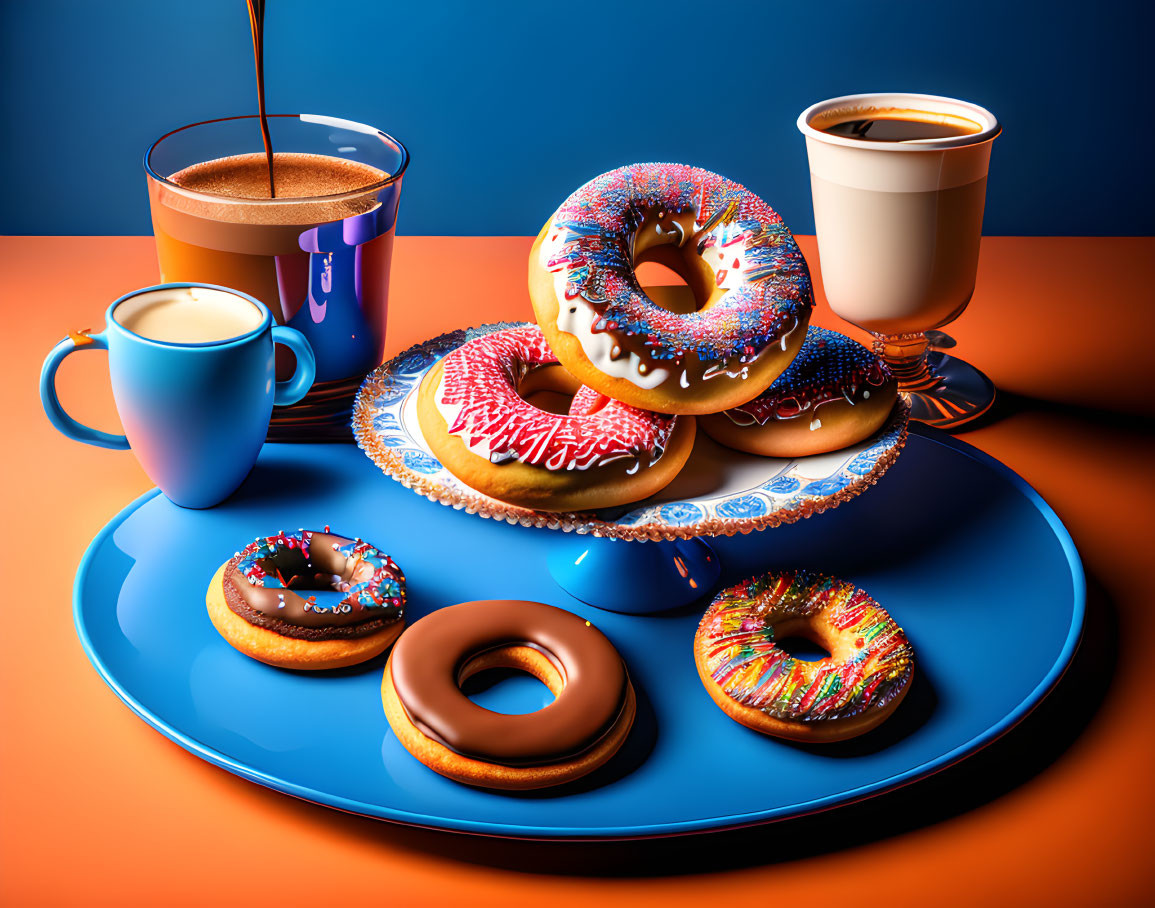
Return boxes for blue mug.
[40,283,315,508]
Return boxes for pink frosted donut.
[416,326,696,512]
[529,163,814,414]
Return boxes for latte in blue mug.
[40,283,315,508]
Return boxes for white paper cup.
[798,93,1001,336]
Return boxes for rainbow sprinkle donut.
[694,569,914,742]
[529,163,813,414]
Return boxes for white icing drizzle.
[724,409,757,427]
[541,228,671,390]
[540,208,794,391]
[702,361,750,381]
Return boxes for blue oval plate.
[73,427,1082,839]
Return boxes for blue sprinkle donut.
[700,327,898,457]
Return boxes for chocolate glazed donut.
[206,529,406,670]
[223,532,403,640]
[382,600,636,789]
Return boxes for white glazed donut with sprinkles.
[529,163,814,415]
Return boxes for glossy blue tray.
[73,426,1083,838]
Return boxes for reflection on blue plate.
[74,428,1083,838]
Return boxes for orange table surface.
[2,236,1153,907]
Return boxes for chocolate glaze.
[390,600,629,766]
[223,579,397,641]
[224,530,404,641]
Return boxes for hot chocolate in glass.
[145,115,408,439]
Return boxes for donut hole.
[250,544,354,610]
[461,668,557,716]
[775,635,832,663]
[520,389,572,416]
[517,363,580,415]
[633,242,722,315]
[458,645,561,716]
[633,261,699,315]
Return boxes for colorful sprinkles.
[238,529,405,616]
[726,327,892,427]
[699,570,913,723]
[542,163,813,367]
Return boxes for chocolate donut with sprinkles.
[206,528,406,670]
[694,570,914,742]
[700,326,898,457]
[529,163,814,415]
[416,324,695,512]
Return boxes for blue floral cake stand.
[353,323,909,614]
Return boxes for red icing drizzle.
[438,326,676,471]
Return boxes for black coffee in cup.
[815,107,982,142]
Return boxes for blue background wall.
[2,0,1151,236]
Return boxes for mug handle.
[271,326,316,406]
[39,331,130,450]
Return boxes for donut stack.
[418,163,898,512]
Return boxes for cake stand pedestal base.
[546,535,720,614]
